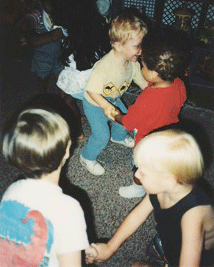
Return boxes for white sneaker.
[79,155,105,176]
[119,183,146,198]
[110,135,134,148]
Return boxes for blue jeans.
[81,97,128,160]
[31,41,63,79]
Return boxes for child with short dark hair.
[1,108,89,266]
[86,128,214,266]
[112,28,189,198]
[79,10,148,176]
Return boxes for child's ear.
[114,41,123,52]
[148,70,162,82]
[61,140,71,167]
[165,171,178,188]
[64,140,71,160]
[151,70,159,79]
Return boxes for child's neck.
[160,184,193,209]
[40,167,61,185]
[113,50,128,67]
[151,80,173,88]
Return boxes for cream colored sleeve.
[133,61,147,89]
[85,61,105,94]
[84,61,106,106]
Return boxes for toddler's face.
[134,159,172,195]
[120,32,143,62]
[135,164,162,194]
[141,61,158,83]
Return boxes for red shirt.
[122,78,186,146]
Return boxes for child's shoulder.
[173,78,185,87]
[92,50,114,70]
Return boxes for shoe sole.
[110,138,134,148]
[111,141,134,148]
[118,188,146,199]
[119,193,146,198]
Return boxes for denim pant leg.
[81,98,110,161]
[111,98,128,141]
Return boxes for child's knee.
[95,132,110,146]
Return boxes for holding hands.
[110,108,123,124]
[103,102,119,121]
[85,243,115,264]
[86,92,123,121]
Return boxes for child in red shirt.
[112,28,191,198]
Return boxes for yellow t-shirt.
[84,49,146,106]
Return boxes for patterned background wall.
[123,0,214,28]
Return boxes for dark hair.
[141,27,192,81]
[55,0,111,70]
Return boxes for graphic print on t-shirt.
[103,81,131,96]
[0,200,53,266]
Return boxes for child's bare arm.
[58,250,81,267]
[179,206,206,266]
[28,28,64,47]
[87,243,114,263]
[88,195,153,263]
[20,18,64,47]
[204,206,214,250]
[87,91,118,120]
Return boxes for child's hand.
[85,245,98,264]
[103,103,118,121]
[88,243,115,262]
[110,108,121,121]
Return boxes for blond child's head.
[134,129,204,186]
[109,10,147,48]
[2,108,71,178]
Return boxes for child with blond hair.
[86,128,214,266]
[1,108,89,266]
[79,10,148,176]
